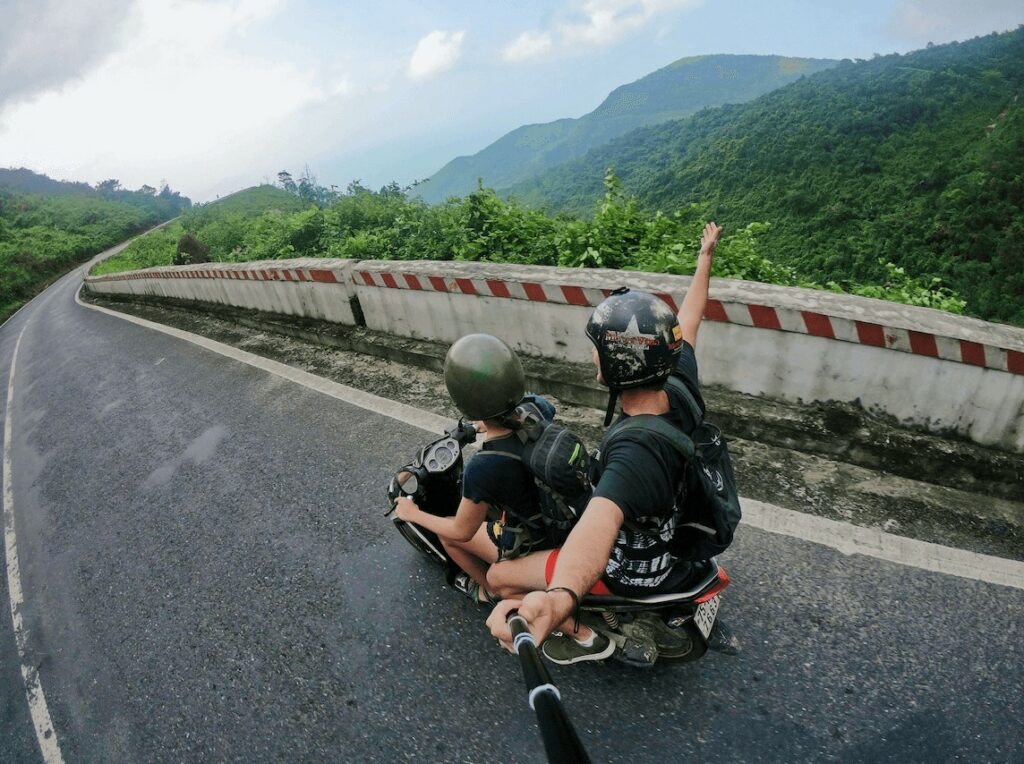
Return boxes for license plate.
[693,595,720,640]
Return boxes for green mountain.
[509,29,1024,325]
[415,54,837,204]
[202,184,310,216]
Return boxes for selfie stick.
[507,614,592,764]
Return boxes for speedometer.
[427,439,458,472]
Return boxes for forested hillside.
[415,54,836,204]
[96,176,965,316]
[94,184,318,275]
[0,169,190,321]
[509,29,1024,325]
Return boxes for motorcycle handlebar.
[446,419,477,446]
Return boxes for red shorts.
[544,548,612,595]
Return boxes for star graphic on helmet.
[606,314,658,361]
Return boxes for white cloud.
[408,30,465,80]
[0,0,334,200]
[0,0,136,109]
[502,0,701,64]
[560,0,702,47]
[887,0,1023,46]
[502,31,553,62]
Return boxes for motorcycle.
[386,419,738,666]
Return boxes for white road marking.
[75,286,1024,592]
[739,500,1024,590]
[3,322,66,764]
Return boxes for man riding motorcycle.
[486,222,725,664]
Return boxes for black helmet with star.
[585,288,683,422]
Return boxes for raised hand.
[700,221,723,257]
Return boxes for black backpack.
[598,377,741,561]
[477,395,592,549]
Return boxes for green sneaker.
[541,631,616,665]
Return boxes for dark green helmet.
[444,334,525,420]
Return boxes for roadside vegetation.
[0,169,189,322]
[93,172,966,314]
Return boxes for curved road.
[1,252,1022,762]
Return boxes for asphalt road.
[1,259,1022,763]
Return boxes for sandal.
[453,572,499,608]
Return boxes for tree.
[277,171,297,195]
[96,179,121,196]
[297,165,317,202]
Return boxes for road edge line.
[740,499,1024,590]
[3,322,66,764]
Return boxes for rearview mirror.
[397,471,418,495]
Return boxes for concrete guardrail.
[84,258,1024,453]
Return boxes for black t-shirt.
[592,342,706,594]
[461,434,545,543]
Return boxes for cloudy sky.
[1,0,1021,201]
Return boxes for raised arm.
[677,222,723,348]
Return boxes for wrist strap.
[546,586,581,634]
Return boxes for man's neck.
[620,388,670,416]
[482,426,514,440]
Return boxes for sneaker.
[541,631,616,665]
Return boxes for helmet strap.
[603,390,619,427]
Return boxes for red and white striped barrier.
[85,257,1024,451]
[89,265,343,285]
[85,259,358,326]
[352,268,1024,376]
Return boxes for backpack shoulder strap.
[603,415,695,463]
[473,449,521,462]
[664,376,703,426]
[600,415,695,537]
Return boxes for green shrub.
[89,174,968,317]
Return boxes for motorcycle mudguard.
[392,517,450,566]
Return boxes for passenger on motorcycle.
[394,333,552,605]
[486,222,724,664]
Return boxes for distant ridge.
[414,54,837,203]
[507,29,1024,325]
[0,167,96,196]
